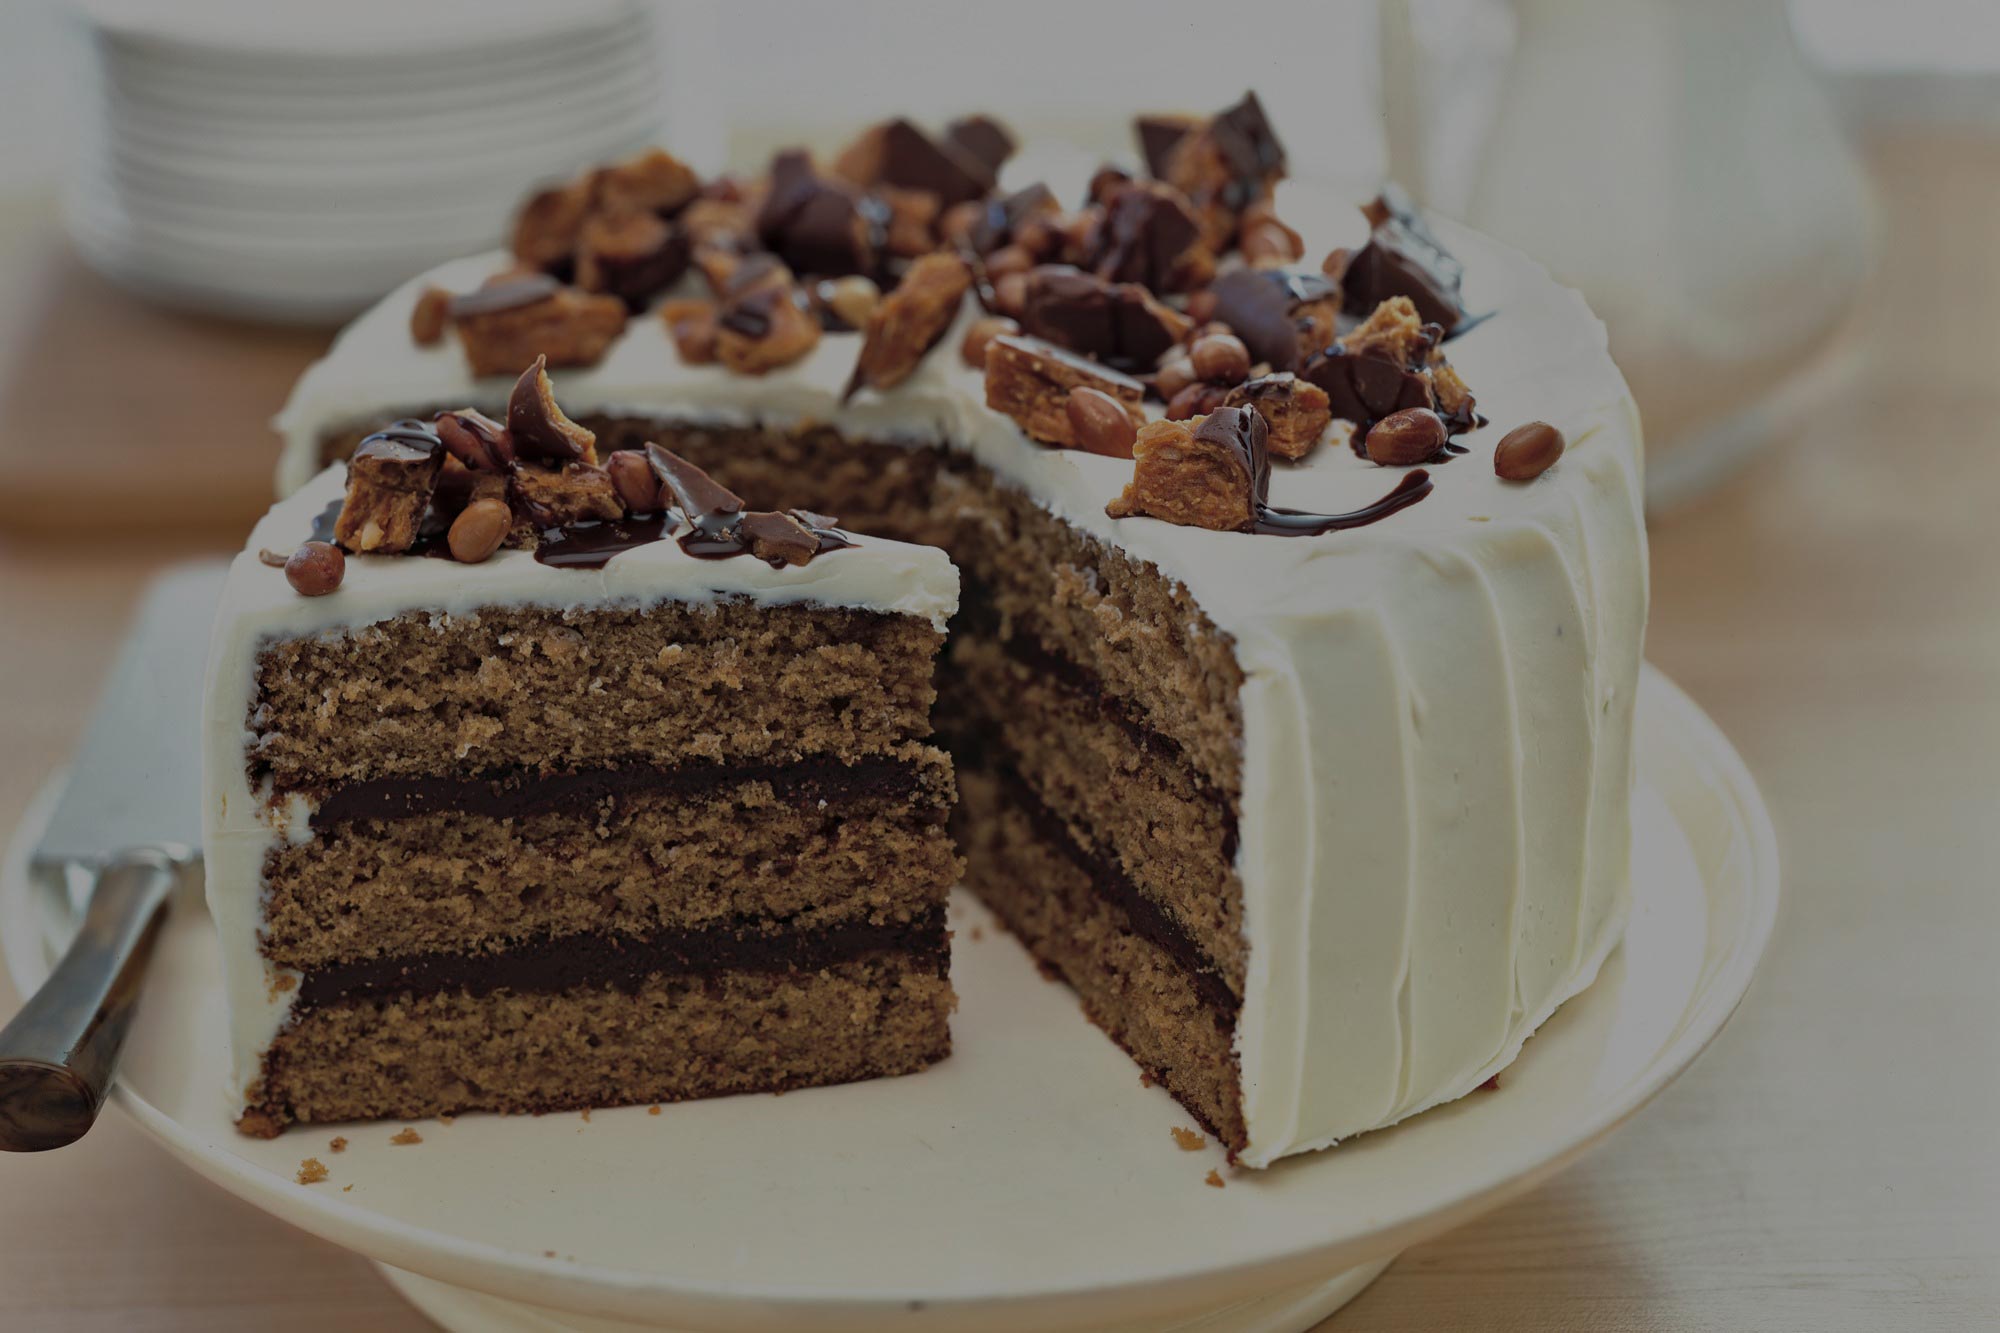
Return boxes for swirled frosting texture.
[267,188,1646,1165]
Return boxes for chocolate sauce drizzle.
[1253,469,1433,536]
[642,442,855,566]
[1194,406,1435,537]
[447,274,560,318]
[532,513,681,569]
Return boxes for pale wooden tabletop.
[1,132,1995,1331]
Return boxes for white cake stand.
[0,666,1776,1333]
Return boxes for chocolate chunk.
[1136,114,1200,179]
[1018,265,1190,373]
[944,114,1017,176]
[645,443,744,533]
[1086,181,1204,292]
[1209,92,1287,198]
[507,356,598,464]
[1341,184,1471,335]
[1206,267,1339,373]
[755,150,876,277]
[836,118,993,207]
[1299,345,1436,437]
[449,274,562,319]
[966,182,1058,257]
[737,510,820,567]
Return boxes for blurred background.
[1,1,1996,1328]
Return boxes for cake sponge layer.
[262,751,958,971]
[247,600,943,791]
[955,766,1247,1153]
[243,952,951,1133]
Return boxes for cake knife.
[0,562,223,1151]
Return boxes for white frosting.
[201,467,959,1101]
[255,186,1647,1165]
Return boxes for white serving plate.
[0,667,1776,1333]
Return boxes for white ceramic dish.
[0,667,1776,1333]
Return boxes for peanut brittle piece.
[1223,373,1333,460]
[575,208,691,312]
[984,333,1146,448]
[846,252,972,397]
[1105,407,1266,532]
[454,286,627,377]
[715,269,821,375]
[1343,296,1437,368]
[333,425,444,553]
[508,463,624,531]
[592,148,701,218]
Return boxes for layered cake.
[243,95,1647,1165]
[204,367,961,1133]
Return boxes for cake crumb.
[296,1158,329,1185]
[1171,1127,1206,1152]
[390,1128,423,1146]
[342,1185,353,1193]
[1139,1072,1156,1089]
[580,1108,591,1123]
[437,1113,456,1125]
[544,1250,558,1259]
[648,1106,661,1116]
[327,1136,347,1154]
[969,924,984,941]
[1205,1169,1225,1189]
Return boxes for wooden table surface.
[1,132,1995,1331]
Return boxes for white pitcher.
[1383,0,1876,509]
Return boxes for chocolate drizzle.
[447,274,560,318]
[1342,185,1476,337]
[353,418,443,461]
[645,443,854,567]
[532,513,680,569]
[1200,404,1435,536]
[1252,469,1434,536]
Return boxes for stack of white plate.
[63,0,671,324]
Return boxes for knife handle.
[0,848,182,1151]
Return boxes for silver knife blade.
[31,560,227,881]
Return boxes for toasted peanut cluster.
[1299,294,1482,442]
[295,359,859,597]
[386,93,1487,546]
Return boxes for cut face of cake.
[204,400,960,1134]
[255,99,1648,1165]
